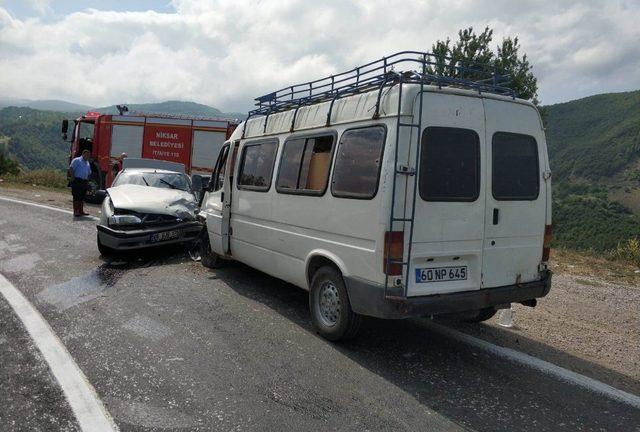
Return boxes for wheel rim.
[316,281,341,327]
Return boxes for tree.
[427,27,539,104]
[0,152,20,176]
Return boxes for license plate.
[415,266,467,283]
[150,230,181,243]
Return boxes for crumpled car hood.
[107,184,198,220]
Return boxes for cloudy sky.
[0,0,638,112]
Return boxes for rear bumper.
[345,271,552,319]
[97,221,202,251]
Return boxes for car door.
[481,99,547,288]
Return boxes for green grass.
[608,238,640,267]
[2,169,68,190]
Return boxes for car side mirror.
[191,174,204,192]
[191,174,205,203]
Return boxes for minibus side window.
[419,127,480,202]
[332,126,386,199]
[276,134,334,195]
[492,132,539,200]
[237,140,278,192]
[277,138,305,190]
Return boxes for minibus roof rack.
[248,51,515,117]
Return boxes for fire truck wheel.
[85,169,103,204]
[309,266,362,341]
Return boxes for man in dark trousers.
[68,149,91,217]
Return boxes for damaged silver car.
[96,159,202,255]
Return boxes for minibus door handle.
[493,208,499,225]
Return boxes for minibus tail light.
[384,231,404,275]
[542,225,552,262]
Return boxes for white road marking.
[427,321,640,409]
[0,273,119,431]
[0,195,99,221]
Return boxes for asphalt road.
[0,198,638,432]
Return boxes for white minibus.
[198,52,553,340]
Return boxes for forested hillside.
[545,90,640,180]
[546,90,640,251]
[0,107,73,170]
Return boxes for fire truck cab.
[62,110,238,202]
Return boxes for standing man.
[68,149,91,217]
[108,152,128,186]
[114,152,127,177]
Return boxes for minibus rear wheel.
[309,266,361,341]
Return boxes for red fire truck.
[61,110,238,201]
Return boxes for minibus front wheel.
[198,228,224,269]
[309,266,362,341]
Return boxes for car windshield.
[113,171,192,192]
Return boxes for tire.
[463,307,497,323]
[309,266,361,341]
[97,233,115,257]
[198,228,224,269]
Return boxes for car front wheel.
[96,233,114,257]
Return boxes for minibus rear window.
[276,135,334,195]
[332,126,386,199]
[492,132,539,200]
[419,127,480,202]
[237,140,278,191]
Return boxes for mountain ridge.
[0,98,246,120]
[0,97,92,113]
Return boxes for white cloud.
[26,0,51,15]
[0,0,638,112]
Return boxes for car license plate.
[415,266,467,283]
[150,230,181,243]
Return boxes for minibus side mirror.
[61,119,69,141]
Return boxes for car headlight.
[108,214,142,226]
